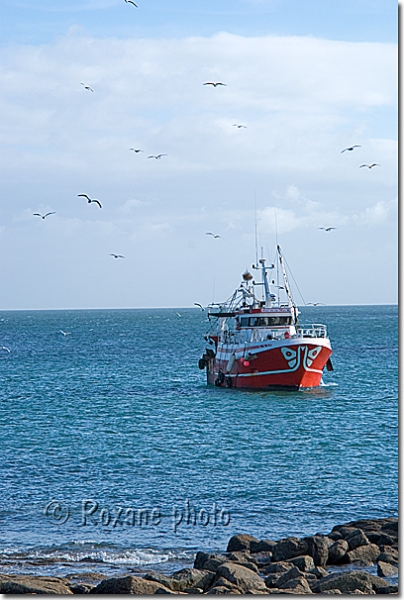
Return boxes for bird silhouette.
[318,227,336,232]
[360,163,380,169]
[60,330,71,336]
[124,0,138,6]
[206,232,223,239]
[80,83,93,92]
[78,194,102,208]
[129,148,144,153]
[307,302,325,306]
[233,124,247,128]
[110,254,125,259]
[147,154,167,159]
[341,145,361,153]
[203,82,227,87]
[194,303,205,311]
[33,212,56,219]
[1,346,11,352]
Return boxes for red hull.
[206,341,332,390]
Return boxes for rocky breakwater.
[0,517,397,594]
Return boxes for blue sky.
[0,0,398,309]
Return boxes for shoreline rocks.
[0,517,397,594]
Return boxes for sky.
[0,0,398,309]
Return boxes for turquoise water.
[0,306,398,577]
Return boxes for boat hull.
[205,338,332,390]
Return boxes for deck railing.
[218,323,328,344]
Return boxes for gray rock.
[194,551,228,572]
[327,531,343,541]
[206,585,242,594]
[278,576,313,593]
[377,547,399,566]
[226,534,259,552]
[311,570,390,594]
[227,551,259,572]
[285,554,315,572]
[327,539,349,564]
[303,535,329,566]
[271,537,302,562]
[320,590,342,594]
[216,562,267,593]
[262,561,291,575]
[252,551,273,568]
[345,528,370,550]
[376,584,399,594]
[377,560,399,577]
[273,566,305,588]
[347,542,381,566]
[183,587,204,594]
[90,575,172,594]
[309,566,328,579]
[145,568,215,592]
[70,582,95,593]
[0,575,74,595]
[250,539,276,553]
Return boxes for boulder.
[226,551,259,572]
[309,566,328,579]
[194,551,228,572]
[0,575,73,595]
[285,554,315,572]
[344,528,370,550]
[377,547,398,566]
[347,542,380,566]
[271,537,302,561]
[262,561,291,575]
[251,551,273,568]
[70,583,95,593]
[90,575,172,594]
[145,568,215,592]
[377,560,399,577]
[278,575,313,594]
[327,539,349,564]
[250,539,276,553]
[206,585,242,594]
[226,534,259,553]
[216,562,267,593]
[303,535,329,566]
[272,566,305,589]
[310,570,390,594]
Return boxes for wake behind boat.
[198,245,333,390]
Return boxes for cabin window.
[239,316,292,327]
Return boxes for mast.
[277,245,296,321]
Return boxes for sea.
[0,305,398,581]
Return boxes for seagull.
[80,83,93,92]
[60,330,71,336]
[206,232,222,239]
[341,145,361,153]
[124,0,138,5]
[203,82,227,87]
[176,312,182,317]
[233,124,247,128]
[360,163,380,169]
[1,346,11,352]
[147,154,167,159]
[33,212,56,219]
[194,303,205,311]
[307,302,325,306]
[129,148,144,153]
[78,194,102,208]
[110,254,125,259]
[318,227,336,232]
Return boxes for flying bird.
[233,124,247,128]
[60,330,71,336]
[78,194,102,208]
[318,227,336,232]
[110,254,125,259]
[176,312,182,317]
[80,83,93,92]
[206,232,222,239]
[124,0,138,5]
[203,82,227,87]
[33,212,56,219]
[360,163,380,169]
[129,148,144,153]
[147,154,167,159]
[194,303,205,311]
[307,302,325,306]
[1,346,11,352]
[341,145,361,153]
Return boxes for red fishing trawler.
[198,245,333,390]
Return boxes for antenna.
[254,191,259,267]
